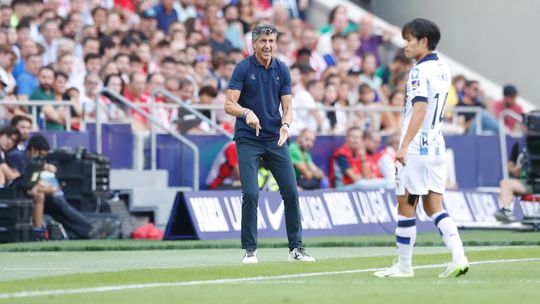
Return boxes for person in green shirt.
[288,129,326,190]
[29,66,65,130]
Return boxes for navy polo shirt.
[228,55,292,140]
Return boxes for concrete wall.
[369,0,540,107]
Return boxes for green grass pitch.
[0,231,539,304]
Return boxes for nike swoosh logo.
[265,198,284,230]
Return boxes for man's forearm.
[401,104,427,148]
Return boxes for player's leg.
[374,191,417,277]
[236,138,264,263]
[422,191,469,277]
[31,188,45,229]
[494,178,527,222]
[264,140,314,262]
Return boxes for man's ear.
[420,37,429,48]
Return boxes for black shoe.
[288,248,316,262]
[494,208,515,223]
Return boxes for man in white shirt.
[375,18,469,279]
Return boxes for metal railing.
[0,100,73,131]
[149,89,233,170]
[147,103,485,135]
[498,109,523,180]
[95,88,200,190]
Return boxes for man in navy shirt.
[225,24,315,264]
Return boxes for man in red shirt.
[492,84,524,132]
[329,126,393,190]
[206,141,240,189]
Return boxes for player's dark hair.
[401,18,441,51]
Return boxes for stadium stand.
[0,0,537,239]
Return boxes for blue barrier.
[37,128,518,190]
[155,134,508,189]
[164,189,529,240]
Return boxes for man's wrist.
[241,108,251,119]
[281,122,290,129]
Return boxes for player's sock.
[431,210,466,263]
[396,215,416,269]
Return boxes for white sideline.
[0,257,539,299]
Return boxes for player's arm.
[396,101,427,165]
[225,89,261,135]
[278,94,293,146]
[280,94,293,128]
[224,89,246,117]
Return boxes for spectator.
[209,16,233,54]
[101,73,128,123]
[297,28,327,77]
[175,0,197,23]
[72,53,102,95]
[359,52,382,92]
[317,5,351,55]
[457,80,499,134]
[13,37,38,79]
[29,66,57,129]
[205,141,241,190]
[329,126,393,190]
[0,44,17,95]
[272,4,290,33]
[56,52,76,88]
[186,85,218,134]
[7,134,117,238]
[36,18,59,65]
[222,4,244,50]
[41,71,70,130]
[288,129,326,190]
[275,30,293,66]
[386,90,406,132]
[445,75,466,120]
[0,126,22,186]
[80,73,103,121]
[319,5,358,35]
[378,131,400,181]
[321,82,338,132]
[291,77,324,135]
[123,72,150,132]
[154,0,178,34]
[322,34,346,67]
[377,50,411,97]
[493,139,531,223]
[492,84,524,132]
[356,14,397,65]
[9,115,32,152]
[138,8,159,41]
[16,53,41,100]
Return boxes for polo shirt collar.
[249,54,277,69]
[417,52,438,65]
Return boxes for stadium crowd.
[0,0,524,136]
[0,0,528,192]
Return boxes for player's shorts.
[395,154,446,196]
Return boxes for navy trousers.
[235,137,303,250]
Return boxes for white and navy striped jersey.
[401,53,451,155]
